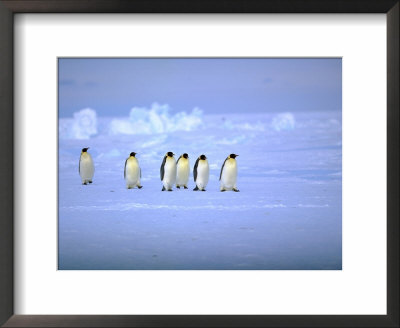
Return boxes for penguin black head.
[82,147,89,152]
[229,154,238,159]
[130,152,137,157]
[167,152,174,157]
[183,153,189,159]
[200,154,207,160]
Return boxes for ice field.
[58,104,342,270]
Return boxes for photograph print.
[58,58,342,270]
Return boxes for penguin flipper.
[219,158,228,181]
[160,156,167,181]
[193,157,199,182]
[176,156,181,165]
[124,158,128,179]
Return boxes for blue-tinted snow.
[58,107,341,270]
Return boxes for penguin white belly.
[80,154,94,183]
[221,160,237,190]
[163,158,177,190]
[176,159,190,186]
[196,162,209,190]
[125,158,140,188]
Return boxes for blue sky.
[58,58,341,118]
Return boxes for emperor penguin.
[220,154,239,192]
[193,154,209,191]
[124,152,143,189]
[79,147,94,185]
[160,152,177,191]
[176,153,190,189]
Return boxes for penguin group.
[79,148,240,192]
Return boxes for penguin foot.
[168,189,173,192]
[184,186,188,189]
[89,180,93,184]
[138,185,143,189]
[201,189,206,192]
[162,186,166,191]
[233,188,240,192]
[176,185,180,189]
[193,186,199,191]
[127,186,132,189]
[221,189,226,192]
[83,182,88,185]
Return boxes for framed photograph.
[57,57,342,271]
[0,1,398,327]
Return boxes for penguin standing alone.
[160,152,177,191]
[193,154,209,191]
[124,152,143,189]
[176,153,190,189]
[220,154,239,192]
[79,147,94,185]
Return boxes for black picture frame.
[0,1,398,327]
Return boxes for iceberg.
[110,103,203,135]
[59,108,98,139]
[271,112,296,131]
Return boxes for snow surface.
[58,106,342,270]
